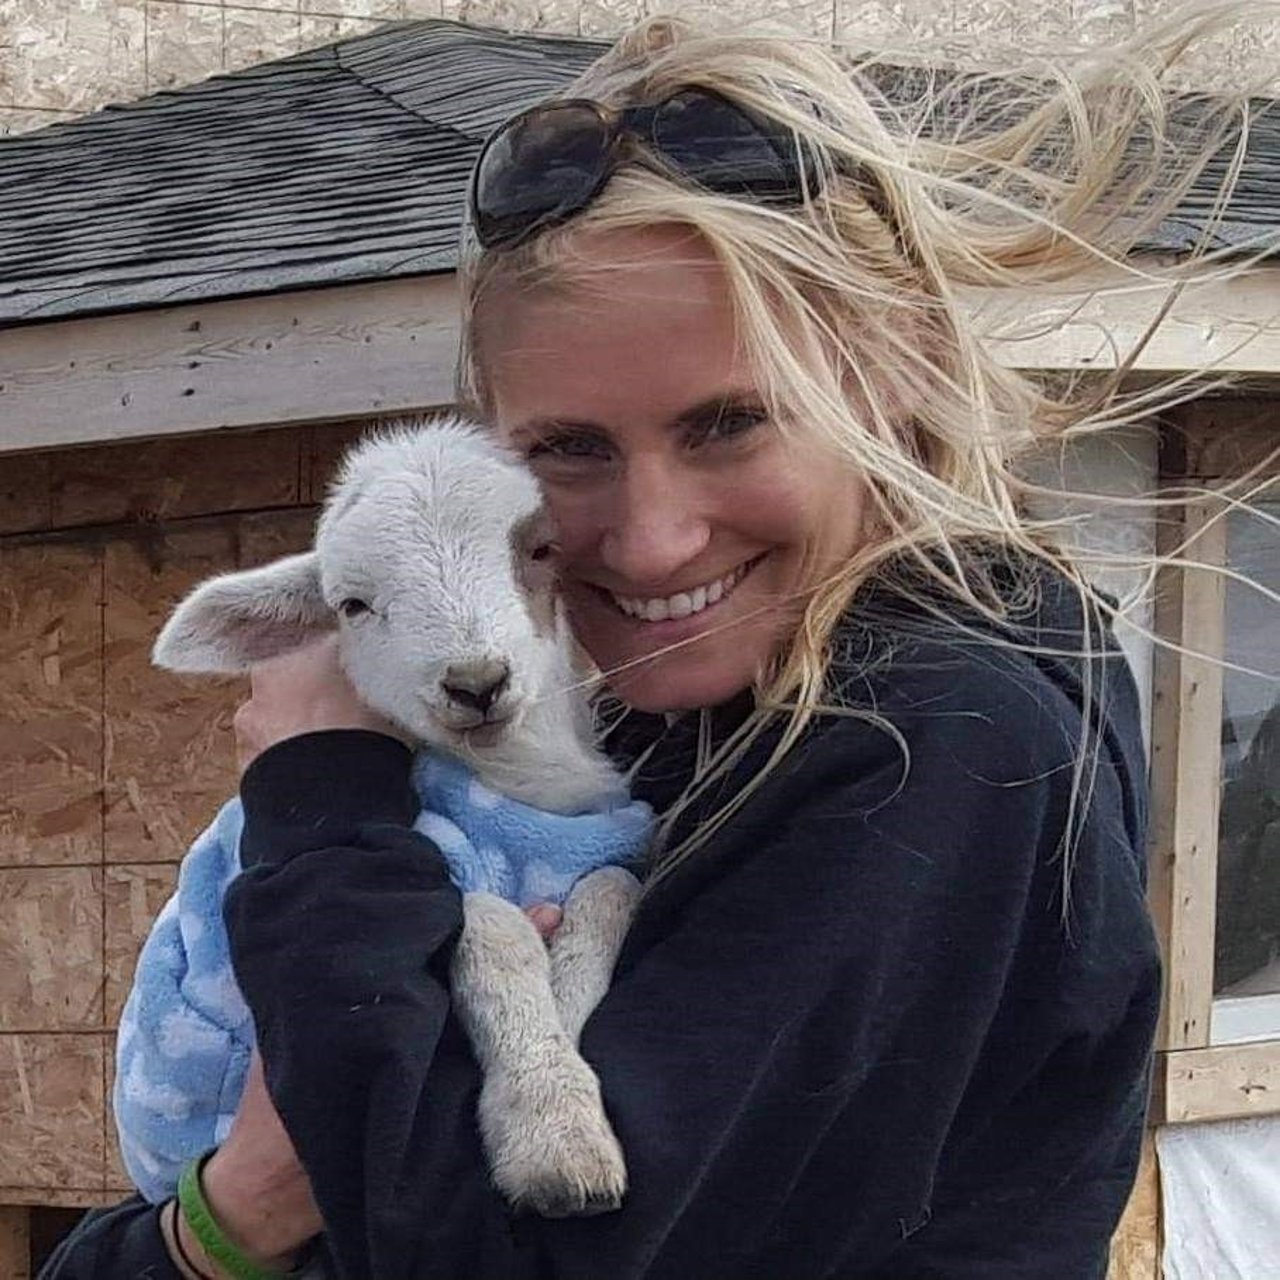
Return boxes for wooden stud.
[1148,493,1227,1051]
[1156,1040,1280,1124]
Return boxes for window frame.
[1149,397,1280,1124]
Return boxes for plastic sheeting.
[1156,1115,1280,1279]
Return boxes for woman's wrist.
[185,1147,311,1274]
[162,1199,210,1280]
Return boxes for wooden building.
[0,19,1277,1276]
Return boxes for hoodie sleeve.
[223,645,1158,1280]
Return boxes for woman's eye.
[340,598,371,619]
[527,433,612,462]
[697,406,769,445]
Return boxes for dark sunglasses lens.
[651,93,804,200]
[474,105,612,246]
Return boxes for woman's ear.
[152,552,333,673]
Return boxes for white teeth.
[611,560,754,624]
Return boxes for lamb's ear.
[152,552,333,673]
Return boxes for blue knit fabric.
[113,751,652,1203]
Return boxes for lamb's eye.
[529,543,554,563]
[340,598,370,619]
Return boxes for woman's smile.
[592,553,764,624]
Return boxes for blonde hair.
[459,5,1275,886]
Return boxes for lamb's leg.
[450,891,627,1217]
[548,867,643,1044]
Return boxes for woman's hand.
[176,1054,322,1273]
[525,903,563,941]
[234,634,411,772]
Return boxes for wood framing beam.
[0,276,460,456]
[1154,1040,1280,1124]
[1148,493,1227,1051]
[968,263,1280,378]
[1,266,1278,456]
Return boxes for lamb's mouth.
[601,554,766,623]
[432,709,516,748]
[458,719,513,749]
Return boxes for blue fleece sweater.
[114,747,652,1203]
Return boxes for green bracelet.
[177,1150,291,1280]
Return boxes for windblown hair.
[459,4,1276,883]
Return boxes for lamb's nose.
[442,660,511,716]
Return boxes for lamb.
[117,414,651,1219]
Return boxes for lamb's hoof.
[531,1185,623,1220]
[481,1058,628,1219]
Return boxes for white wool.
[154,413,623,815]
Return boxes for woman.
[44,13,1248,1279]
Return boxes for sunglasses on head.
[469,87,827,250]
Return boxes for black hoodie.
[42,566,1159,1279]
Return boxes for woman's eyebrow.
[510,416,610,440]
[510,390,763,440]
[672,389,765,427]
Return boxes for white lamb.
[140,414,649,1218]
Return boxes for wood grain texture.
[0,1187,119,1209]
[103,523,243,864]
[4,267,1277,459]
[303,420,376,505]
[0,1205,31,1280]
[48,428,303,529]
[0,277,461,454]
[0,1034,105,1193]
[1106,1129,1161,1280]
[103,863,178,1027]
[1149,496,1227,1051]
[103,1031,131,1193]
[1175,397,1280,482]
[0,451,52,536]
[0,868,103,1032]
[0,544,103,869]
[1157,1041,1280,1124]
[237,506,320,567]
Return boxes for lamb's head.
[153,415,581,759]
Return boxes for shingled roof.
[2,18,1276,329]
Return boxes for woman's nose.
[599,456,711,588]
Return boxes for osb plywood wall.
[2,0,1275,137]
[0,417,1163,1275]
[0,420,364,1207]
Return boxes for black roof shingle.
[1,18,1275,329]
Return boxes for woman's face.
[485,229,869,712]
